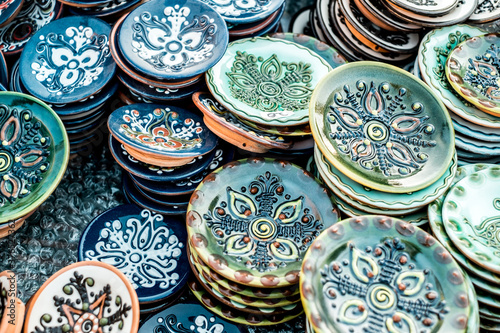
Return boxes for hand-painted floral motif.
[226,51,313,119]
[31,26,110,95]
[156,314,225,333]
[32,271,131,333]
[119,108,204,151]
[0,0,15,16]
[199,0,270,17]
[474,0,500,14]
[322,238,448,332]
[131,5,217,72]
[327,81,436,176]
[84,209,183,290]
[466,198,500,256]
[203,171,323,273]
[463,44,500,101]
[0,104,50,206]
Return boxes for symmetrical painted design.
[0,0,15,16]
[226,51,313,115]
[199,0,270,17]
[327,81,436,176]
[0,105,50,206]
[131,5,217,72]
[204,171,323,273]
[463,44,500,101]
[474,0,500,15]
[466,197,500,256]
[119,108,204,151]
[322,239,448,331]
[84,209,183,290]
[31,26,110,95]
[32,270,132,333]
[156,314,225,332]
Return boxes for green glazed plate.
[206,36,332,127]
[186,158,339,288]
[301,216,474,333]
[0,92,69,223]
[310,61,454,193]
[442,166,500,275]
[446,33,500,117]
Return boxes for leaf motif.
[386,311,417,333]
[260,54,282,81]
[0,116,21,145]
[269,239,299,261]
[395,270,426,296]
[338,300,368,325]
[350,245,379,283]
[228,189,257,219]
[283,84,313,100]
[363,82,384,116]
[224,234,254,256]
[226,72,257,90]
[329,107,363,129]
[273,198,303,224]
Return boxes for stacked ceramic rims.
[418,25,500,165]
[185,158,340,326]
[310,61,456,225]
[202,34,346,156]
[62,0,143,19]
[300,215,480,332]
[428,163,500,331]
[108,103,228,215]
[78,205,189,314]
[16,16,116,155]
[110,0,228,104]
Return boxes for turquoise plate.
[451,112,500,143]
[455,132,500,156]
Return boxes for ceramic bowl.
[0,0,23,28]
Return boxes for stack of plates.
[110,0,228,104]
[61,0,141,19]
[418,26,500,165]
[186,158,340,325]
[203,35,341,155]
[310,61,456,225]
[301,215,480,333]
[428,163,500,331]
[108,103,227,215]
[17,16,116,155]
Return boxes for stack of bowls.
[186,158,340,326]
[110,0,228,104]
[428,163,500,331]
[17,16,116,155]
[310,61,456,226]
[108,103,228,215]
[418,26,500,165]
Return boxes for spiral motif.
[258,82,282,98]
[250,218,276,241]
[369,285,396,310]
[0,152,11,173]
[367,123,388,142]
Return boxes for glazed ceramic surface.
[385,0,457,15]
[24,261,140,333]
[197,0,284,23]
[78,205,189,304]
[0,92,68,223]
[310,61,454,193]
[469,0,500,22]
[443,167,500,274]
[206,36,332,127]
[0,0,22,27]
[455,132,500,156]
[187,158,339,288]
[447,33,500,116]
[118,0,228,81]
[451,111,500,142]
[19,16,115,104]
[355,0,422,31]
[108,103,218,158]
[301,216,474,333]
[138,302,243,333]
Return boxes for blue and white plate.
[67,0,141,17]
[118,0,228,81]
[19,16,116,104]
[198,0,285,24]
[0,0,23,27]
[78,204,189,304]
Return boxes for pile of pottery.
[428,163,500,331]
[14,16,116,155]
[185,158,340,326]
[417,25,500,165]
[200,34,344,155]
[300,215,480,332]
[62,0,142,18]
[78,205,190,315]
[310,61,456,225]
[107,103,229,215]
[110,0,228,104]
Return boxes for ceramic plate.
[23,261,140,333]
[451,112,500,142]
[354,0,421,31]
[187,158,339,288]
[108,103,218,159]
[469,0,500,22]
[310,61,454,193]
[446,33,500,116]
[78,205,189,304]
[301,216,474,333]
[443,167,500,274]
[0,92,69,223]
[385,0,457,15]
[455,132,500,156]
[0,0,23,27]
[206,36,332,127]
[118,0,228,81]
[0,51,6,88]
[19,16,115,104]
[197,0,284,24]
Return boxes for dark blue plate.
[118,0,228,81]
[66,111,106,134]
[0,82,5,91]
[0,50,7,87]
[138,302,243,332]
[0,0,23,27]
[19,16,116,104]
[131,178,191,206]
[63,106,107,128]
[108,103,218,158]
[78,204,189,304]
[109,135,216,182]
[66,0,141,17]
